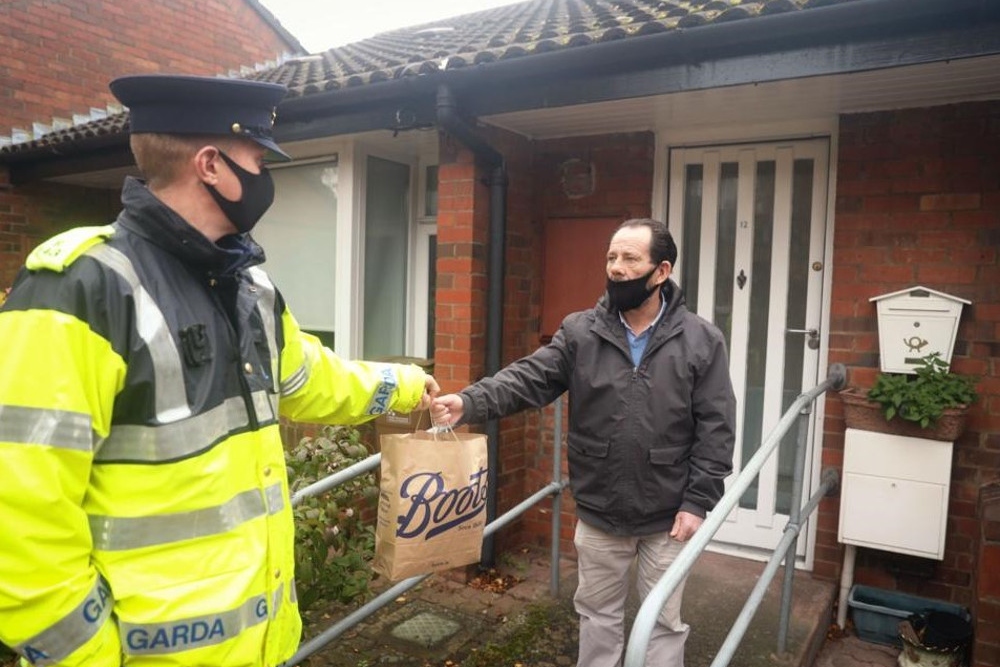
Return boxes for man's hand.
[669,510,703,542]
[416,374,440,411]
[431,394,464,427]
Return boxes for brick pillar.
[434,139,489,392]
[974,481,1000,667]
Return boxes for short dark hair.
[616,218,678,266]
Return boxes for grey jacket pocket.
[649,446,688,466]
[641,444,691,514]
[568,433,610,458]
[567,433,611,510]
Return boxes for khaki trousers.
[574,519,690,667]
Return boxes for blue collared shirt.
[619,295,668,367]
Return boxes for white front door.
[667,139,830,555]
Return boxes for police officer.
[0,74,438,666]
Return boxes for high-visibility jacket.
[0,178,429,666]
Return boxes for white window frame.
[340,143,438,361]
[333,140,364,360]
[412,161,439,358]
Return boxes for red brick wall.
[0,0,296,138]
[435,143,490,391]
[434,125,536,554]
[0,168,119,289]
[817,102,1000,620]
[0,168,28,290]
[433,130,654,557]
[485,126,541,551]
[523,132,656,557]
[975,482,1000,667]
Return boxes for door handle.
[786,328,820,349]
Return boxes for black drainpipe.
[435,84,506,568]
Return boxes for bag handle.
[423,411,460,443]
[404,409,460,442]
[411,409,430,433]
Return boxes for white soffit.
[482,55,1000,140]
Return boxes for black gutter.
[435,84,506,569]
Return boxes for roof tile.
[256,0,837,99]
[1,0,856,158]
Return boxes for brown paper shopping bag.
[373,427,489,581]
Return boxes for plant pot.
[838,388,969,442]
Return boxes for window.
[415,163,438,358]
[423,165,438,218]
[255,159,338,348]
[363,156,410,358]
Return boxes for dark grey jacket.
[460,280,736,536]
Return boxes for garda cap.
[109,74,291,161]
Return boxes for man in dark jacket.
[432,218,736,667]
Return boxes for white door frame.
[652,119,840,569]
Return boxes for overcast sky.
[258,0,526,52]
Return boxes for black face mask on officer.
[606,265,659,313]
[204,150,275,234]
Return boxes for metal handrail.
[623,363,847,667]
[282,400,570,667]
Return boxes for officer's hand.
[416,374,440,412]
[431,394,464,428]
[669,510,703,542]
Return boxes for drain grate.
[390,612,462,647]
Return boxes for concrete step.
[683,550,836,667]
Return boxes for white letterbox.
[870,286,970,374]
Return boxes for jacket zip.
[596,313,684,525]
[207,277,261,431]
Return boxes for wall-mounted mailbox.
[870,286,970,374]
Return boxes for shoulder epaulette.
[26,225,115,273]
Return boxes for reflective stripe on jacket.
[0,178,427,666]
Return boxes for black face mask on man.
[204,150,275,234]
[606,266,659,313]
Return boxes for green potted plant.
[839,352,978,441]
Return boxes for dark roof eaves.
[279,0,949,117]
[0,131,129,166]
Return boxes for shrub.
[866,353,978,428]
[285,424,380,612]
